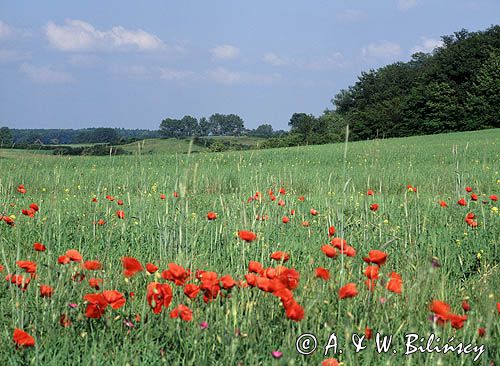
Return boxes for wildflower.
[315,267,330,281]
[121,257,143,277]
[207,212,217,220]
[13,328,34,347]
[339,283,358,299]
[33,242,46,252]
[238,230,257,242]
[169,304,193,321]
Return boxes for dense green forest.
[1,26,498,151]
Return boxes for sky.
[0,1,498,131]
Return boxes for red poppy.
[282,216,290,224]
[298,196,305,201]
[170,304,193,321]
[321,359,339,366]
[207,211,217,220]
[370,203,379,212]
[117,200,124,205]
[328,226,336,237]
[13,328,35,347]
[29,203,39,212]
[33,242,46,252]
[146,263,158,273]
[478,328,486,337]
[439,200,448,207]
[220,275,236,290]
[465,187,473,193]
[84,293,108,319]
[160,194,166,200]
[301,221,310,227]
[59,314,72,327]
[58,255,70,265]
[22,208,36,218]
[83,260,102,271]
[16,260,37,273]
[0,264,4,272]
[339,283,358,299]
[270,251,290,262]
[278,199,285,207]
[66,249,83,262]
[290,209,295,215]
[173,191,179,198]
[88,278,103,290]
[283,298,305,322]
[310,208,318,216]
[121,257,143,277]
[17,185,27,194]
[106,195,114,201]
[238,230,257,242]
[103,290,126,309]
[279,188,286,195]
[248,261,263,274]
[470,193,478,201]
[496,302,500,315]
[92,197,98,202]
[363,250,388,266]
[365,327,373,340]
[3,216,15,226]
[321,245,338,258]
[364,265,379,280]
[116,210,125,219]
[457,198,467,206]
[387,272,403,294]
[162,263,189,285]
[490,195,498,202]
[315,267,330,281]
[40,285,54,298]
[147,282,173,314]
[367,189,374,196]
[461,300,471,312]
[184,284,200,299]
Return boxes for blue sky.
[0,1,498,131]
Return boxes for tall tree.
[0,127,13,147]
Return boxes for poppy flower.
[147,282,173,314]
[160,194,166,200]
[315,267,330,281]
[16,260,37,273]
[170,304,193,321]
[58,255,70,265]
[407,185,417,192]
[106,195,114,201]
[387,272,403,294]
[364,265,379,280]
[439,200,448,207]
[3,216,15,226]
[298,196,305,201]
[339,283,358,299]
[470,193,478,201]
[207,212,217,220]
[40,285,54,298]
[220,275,236,290]
[367,189,374,196]
[496,302,500,315]
[146,263,159,273]
[290,209,295,215]
[365,327,373,340]
[92,197,98,202]
[461,300,471,312]
[88,278,103,290]
[173,191,179,198]
[121,257,143,277]
[328,226,336,237]
[490,195,498,202]
[29,203,39,212]
[84,293,108,318]
[248,261,263,274]
[22,209,36,218]
[17,185,27,194]
[310,208,318,216]
[162,263,189,285]
[282,216,290,224]
[184,284,200,299]
[238,230,257,242]
[301,221,310,227]
[0,264,4,272]
[116,210,125,219]
[478,328,486,337]
[33,242,46,252]
[59,314,72,327]
[465,187,473,193]
[457,198,467,206]
[117,200,123,205]
[363,250,388,266]
[283,299,305,322]
[66,249,83,262]
[321,245,338,258]
[13,328,34,347]
[270,251,290,262]
[370,203,379,212]
[278,199,285,207]
[321,359,339,366]
[83,260,102,271]
[103,290,126,309]
[279,188,286,195]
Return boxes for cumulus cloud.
[210,45,240,60]
[206,67,280,85]
[45,19,166,52]
[0,20,12,40]
[398,0,419,10]
[411,37,443,54]
[20,63,75,84]
[263,52,289,66]
[361,41,402,59]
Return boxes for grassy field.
[0,129,499,365]
[118,136,267,155]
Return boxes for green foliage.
[332,25,500,140]
[0,126,13,147]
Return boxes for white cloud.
[336,10,367,22]
[160,68,197,81]
[398,0,419,10]
[263,52,289,66]
[411,37,443,54]
[206,67,280,85]
[0,21,12,40]
[361,41,402,59]
[210,44,240,60]
[45,19,166,52]
[20,63,75,84]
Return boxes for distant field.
[0,129,499,365]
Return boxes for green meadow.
[0,129,499,365]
